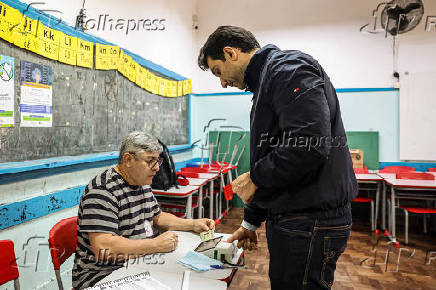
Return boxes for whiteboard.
[400,71,436,161]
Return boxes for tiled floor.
[216,208,436,290]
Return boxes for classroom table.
[377,173,436,244]
[97,268,227,289]
[153,186,200,219]
[97,231,244,288]
[355,174,383,231]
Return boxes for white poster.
[0,55,15,128]
[20,60,53,127]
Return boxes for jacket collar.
[244,44,279,93]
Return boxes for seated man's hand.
[227,226,258,251]
[153,231,178,252]
[192,218,215,233]
[232,172,258,204]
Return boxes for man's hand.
[231,172,258,204]
[227,226,258,251]
[191,218,215,233]
[153,231,178,252]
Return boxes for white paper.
[0,55,15,128]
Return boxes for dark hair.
[198,26,260,71]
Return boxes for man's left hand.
[232,172,258,204]
[192,218,215,233]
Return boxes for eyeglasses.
[130,152,163,169]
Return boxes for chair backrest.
[0,240,19,287]
[353,166,369,174]
[48,216,78,270]
[396,172,435,180]
[379,166,416,173]
[427,168,436,172]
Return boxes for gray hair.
[118,132,163,164]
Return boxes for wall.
[20,0,197,79]
[191,90,399,162]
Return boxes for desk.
[98,231,243,288]
[378,173,436,244]
[153,186,199,219]
[97,269,227,289]
[355,174,383,231]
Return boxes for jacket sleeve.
[243,200,268,228]
[250,65,331,189]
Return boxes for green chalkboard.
[209,131,249,208]
[346,131,379,170]
[210,130,380,207]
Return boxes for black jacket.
[244,45,358,227]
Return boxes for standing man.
[198,26,357,289]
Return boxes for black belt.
[267,203,351,222]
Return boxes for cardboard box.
[349,149,364,168]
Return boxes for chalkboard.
[0,40,189,162]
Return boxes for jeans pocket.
[274,216,313,237]
[320,234,349,288]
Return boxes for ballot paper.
[84,271,170,290]
[200,229,215,242]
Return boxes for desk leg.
[390,187,397,243]
[375,182,381,231]
[209,180,214,220]
[199,185,203,219]
[186,194,193,219]
[382,182,386,231]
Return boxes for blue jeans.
[266,209,352,290]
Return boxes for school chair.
[48,216,78,290]
[353,166,375,231]
[379,165,416,173]
[427,168,436,172]
[0,240,20,290]
[396,172,436,244]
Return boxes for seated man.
[72,132,215,289]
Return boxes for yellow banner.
[136,66,148,89]
[152,75,159,95]
[177,81,183,96]
[158,77,168,97]
[95,43,119,70]
[144,70,153,92]
[167,80,177,97]
[13,16,38,49]
[37,23,60,60]
[58,32,77,65]
[0,3,20,43]
[76,38,94,68]
[118,50,131,78]
[127,59,138,83]
[183,79,192,95]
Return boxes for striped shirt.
[72,167,161,289]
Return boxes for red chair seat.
[379,166,416,173]
[0,240,19,286]
[400,207,436,214]
[48,217,77,270]
[427,168,436,172]
[353,166,369,174]
[396,172,435,180]
[353,197,373,203]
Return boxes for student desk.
[97,231,244,288]
[153,186,200,219]
[355,174,383,231]
[378,173,436,244]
